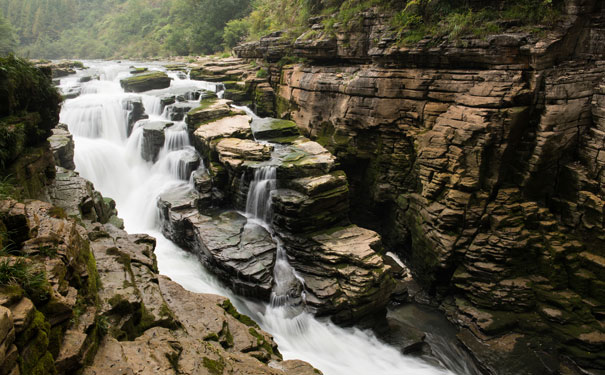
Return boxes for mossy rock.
[218,299,259,328]
[120,72,172,93]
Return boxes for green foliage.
[0,56,61,170]
[256,68,268,78]
[223,18,251,49]
[0,0,251,58]
[392,0,563,45]
[0,9,17,56]
[0,257,49,304]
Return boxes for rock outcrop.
[158,97,395,324]
[48,124,75,170]
[120,71,172,93]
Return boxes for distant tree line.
[0,0,251,59]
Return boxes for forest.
[0,0,562,59]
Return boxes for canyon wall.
[222,0,605,373]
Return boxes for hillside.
[0,0,250,58]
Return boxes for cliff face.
[227,0,605,373]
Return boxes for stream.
[58,60,475,375]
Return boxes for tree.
[0,9,17,56]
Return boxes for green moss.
[248,327,281,360]
[256,68,268,78]
[27,351,57,375]
[392,0,563,46]
[121,71,168,84]
[48,324,65,359]
[17,310,55,375]
[218,321,234,349]
[202,356,225,375]
[219,299,259,328]
[203,332,220,341]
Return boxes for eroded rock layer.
[223,0,605,372]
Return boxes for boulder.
[48,167,117,223]
[276,138,337,179]
[165,102,196,121]
[186,98,243,132]
[272,171,349,233]
[192,114,252,158]
[284,225,395,324]
[139,120,174,162]
[120,71,172,93]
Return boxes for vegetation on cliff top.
[0,0,564,58]
[225,0,564,46]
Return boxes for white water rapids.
[59,61,459,375]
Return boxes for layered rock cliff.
[183,0,605,373]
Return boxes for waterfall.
[245,166,276,222]
[59,60,458,375]
[163,122,190,152]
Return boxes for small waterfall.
[163,122,190,152]
[245,166,276,223]
[154,147,198,181]
[142,95,163,117]
[61,95,128,142]
[244,166,304,308]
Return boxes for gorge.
[0,0,605,374]
[59,60,469,375]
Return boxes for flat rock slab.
[193,115,253,157]
[216,138,273,161]
[276,138,337,179]
[120,71,172,93]
[186,99,240,130]
[251,118,299,140]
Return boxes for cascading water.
[60,60,461,375]
[244,165,304,308]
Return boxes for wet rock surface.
[159,201,277,299]
[120,71,172,93]
[138,120,174,162]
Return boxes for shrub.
[0,256,49,304]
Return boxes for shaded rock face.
[138,120,174,162]
[158,202,277,299]
[48,124,75,170]
[229,0,605,372]
[120,71,172,93]
[123,96,148,136]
